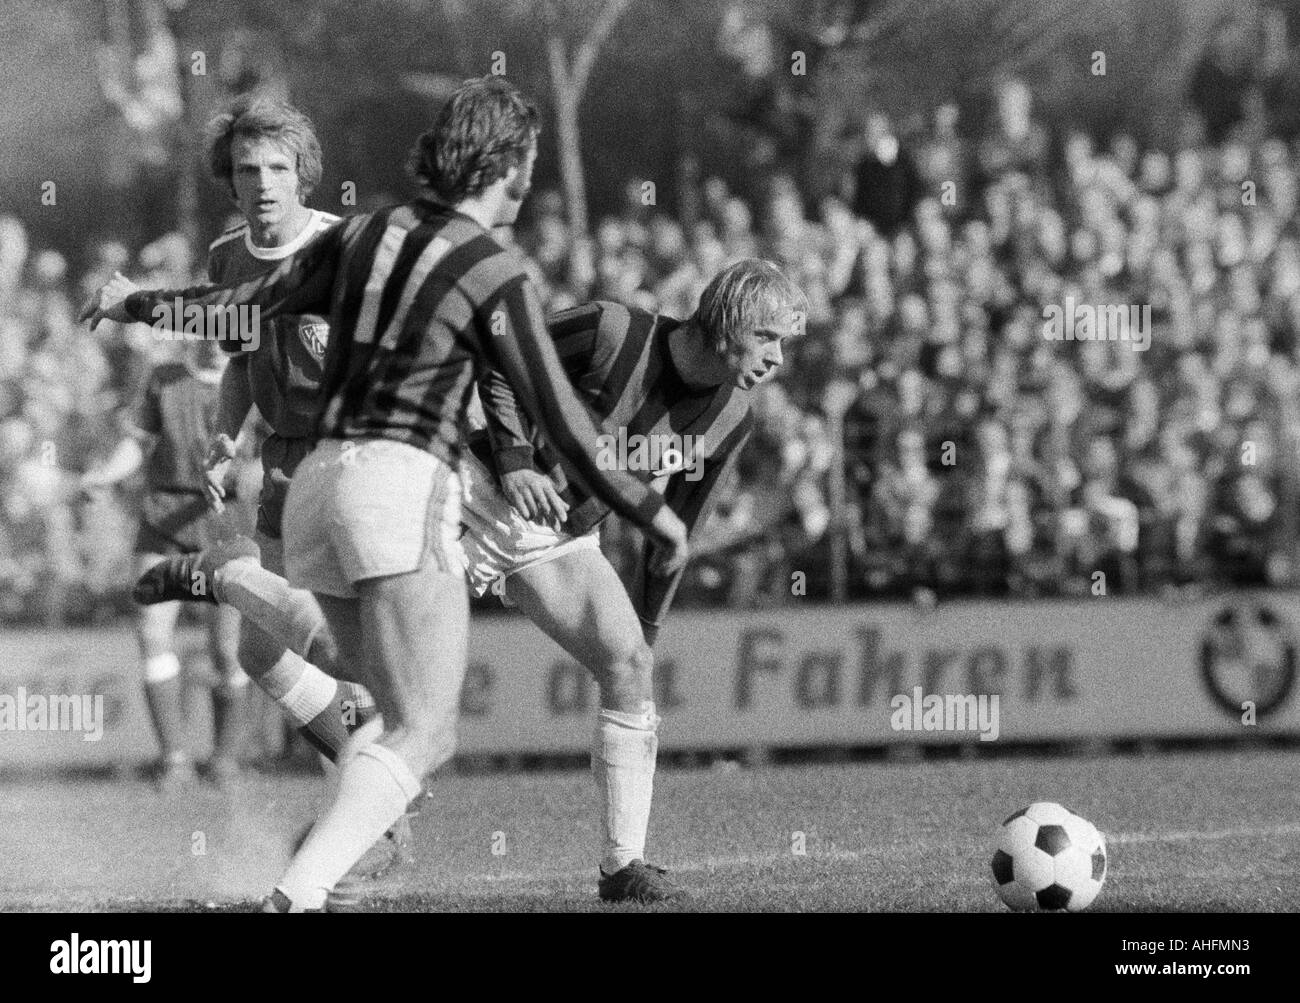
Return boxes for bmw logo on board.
[1199,602,1297,720]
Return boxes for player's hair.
[407,76,540,202]
[205,94,324,201]
[693,259,807,355]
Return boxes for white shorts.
[460,451,600,601]
[283,438,464,598]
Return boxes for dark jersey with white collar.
[207,209,339,439]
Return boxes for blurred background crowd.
[5,0,1300,622]
[549,74,1300,609]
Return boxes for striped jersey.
[471,301,754,626]
[208,209,339,439]
[122,196,665,530]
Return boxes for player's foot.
[597,860,686,904]
[323,813,418,913]
[132,536,261,605]
[260,889,322,913]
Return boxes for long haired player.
[84,75,689,911]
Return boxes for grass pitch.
[3,748,1298,912]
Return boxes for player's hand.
[203,433,238,514]
[501,468,569,530]
[646,506,689,578]
[78,272,139,330]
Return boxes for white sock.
[215,557,325,657]
[257,652,336,729]
[592,702,659,876]
[276,736,418,910]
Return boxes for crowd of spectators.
[0,222,198,624]
[4,77,1300,622]
[517,76,1300,606]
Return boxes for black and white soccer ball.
[991,802,1107,912]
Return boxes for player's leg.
[274,569,467,910]
[137,536,362,692]
[215,545,346,677]
[205,600,249,781]
[269,438,465,911]
[233,434,357,685]
[134,440,376,757]
[250,573,413,884]
[134,552,191,784]
[458,451,675,898]
[506,547,653,711]
[233,531,372,761]
[504,548,675,898]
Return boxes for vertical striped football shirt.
[471,300,754,626]
[122,197,665,530]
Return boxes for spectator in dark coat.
[852,113,924,237]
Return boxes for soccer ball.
[991,802,1107,911]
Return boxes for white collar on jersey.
[243,209,334,261]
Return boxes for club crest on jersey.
[298,319,329,360]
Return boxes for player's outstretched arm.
[77,272,139,328]
[483,277,688,575]
[80,221,346,330]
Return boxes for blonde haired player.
[87,76,688,911]
[460,259,804,900]
[133,259,805,901]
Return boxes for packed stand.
[515,80,1300,605]
[4,80,1300,620]
[0,221,202,624]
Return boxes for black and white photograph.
[0,0,1292,975]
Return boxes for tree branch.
[571,0,634,98]
[547,30,569,94]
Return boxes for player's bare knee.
[597,640,654,710]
